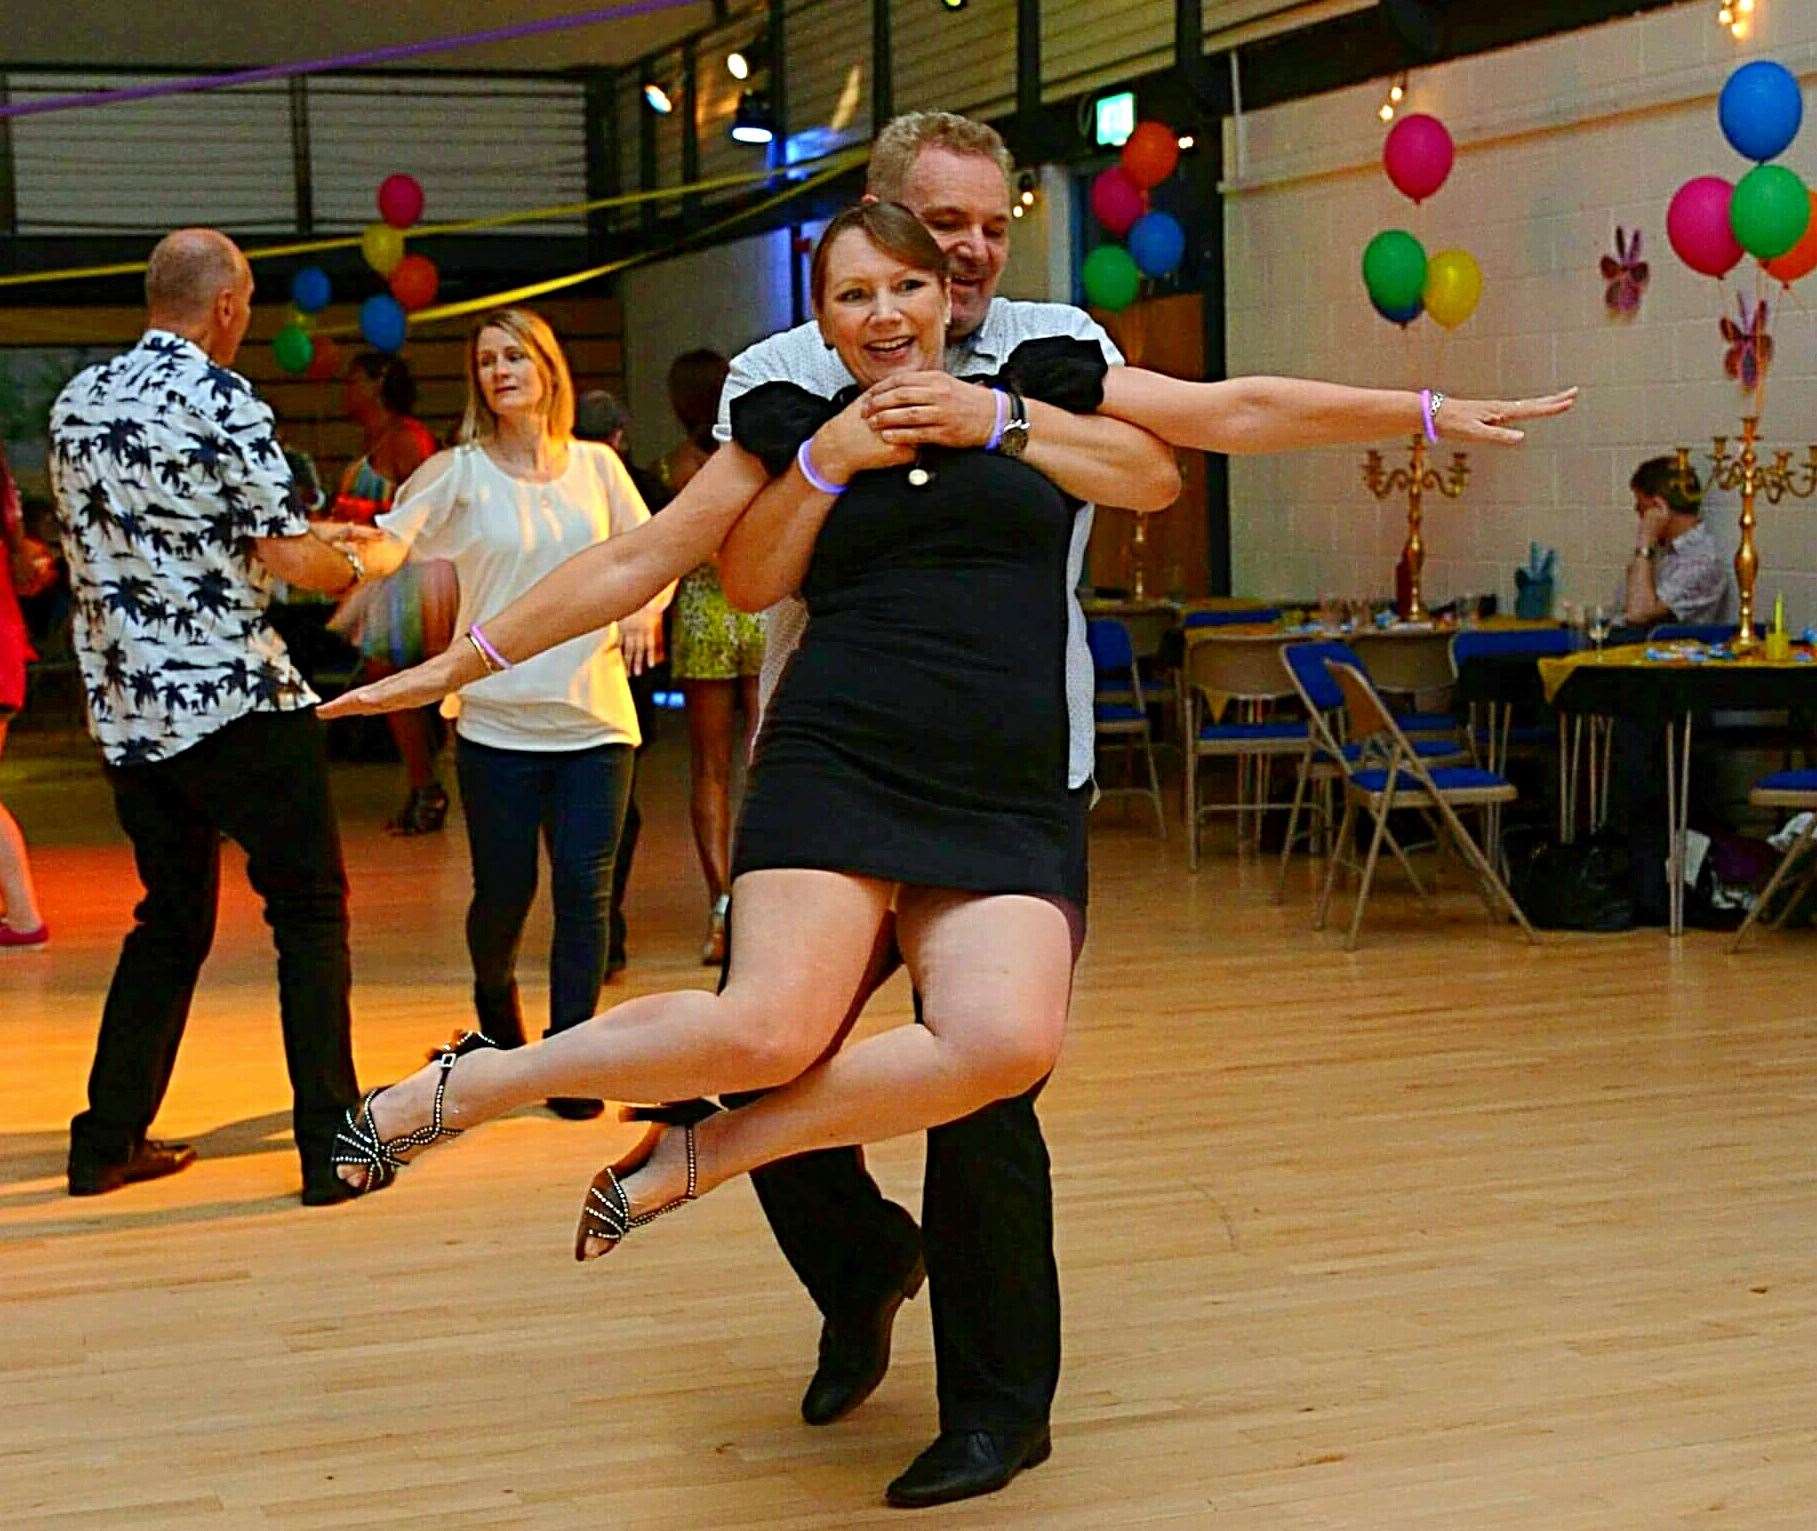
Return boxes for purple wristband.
[984,388,1009,453]
[796,438,848,496]
[468,622,511,672]
[1419,387,1439,445]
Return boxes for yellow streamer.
[0,149,866,290]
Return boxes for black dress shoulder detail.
[729,381,840,476]
[992,336,1107,414]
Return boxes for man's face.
[1634,489,1672,543]
[894,146,1012,341]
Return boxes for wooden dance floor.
[5,725,1816,1527]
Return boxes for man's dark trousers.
[69,707,359,1177]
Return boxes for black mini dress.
[729,336,1104,906]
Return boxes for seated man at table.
[1619,457,1736,631]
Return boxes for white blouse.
[379,440,669,751]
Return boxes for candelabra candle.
[1674,416,1817,651]
[1360,434,1470,622]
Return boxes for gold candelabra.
[1120,508,1152,600]
[1674,416,1817,652]
[1361,434,1470,622]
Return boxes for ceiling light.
[643,81,673,114]
[1177,134,1195,150]
[1012,205,1025,219]
[730,91,775,145]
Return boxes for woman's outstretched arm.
[318,445,771,718]
[1098,369,1578,453]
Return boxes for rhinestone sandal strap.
[581,1173,632,1249]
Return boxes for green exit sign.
[1094,92,1135,148]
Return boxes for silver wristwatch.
[998,389,1030,459]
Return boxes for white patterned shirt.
[714,298,1124,789]
[49,330,314,766]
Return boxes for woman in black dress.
[331,206,1114,1245]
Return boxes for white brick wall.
[1224,0,1817,625]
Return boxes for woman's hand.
[809,396,914,485]
[1437,388,1579,446]
[620,608,663,676]
[318,650,464,719]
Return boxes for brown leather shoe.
[68,1139,198,1196]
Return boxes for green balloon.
[1731,164,1811,260]
[1362,230,1428,313]
[272,323,315,375]
[1082,244,1141,312]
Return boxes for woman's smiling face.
[815,228,950,389]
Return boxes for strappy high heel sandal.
[385,782,450,837]
[575,1120,700,1262]
[332,1030,499,1196]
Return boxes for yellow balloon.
[361,221,406,276]
[1423,248,1482,330]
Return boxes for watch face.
[1000,423,1030,459]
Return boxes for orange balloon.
[1763,188,1817,285]
[388,254,440,312]
[1120,120,1180,190]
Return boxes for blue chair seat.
[1336,737,1463,763]
[1755,769,1817,794]
[1198,720,1310,743]
[1351,765,1508,794]
[1095,701,1148,724]
[1395,710,1460,732]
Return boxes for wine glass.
[1588,604,1612,654]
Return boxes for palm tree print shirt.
[48,329,316,766]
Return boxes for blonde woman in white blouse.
[336,308,671,1119]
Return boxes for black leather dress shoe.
[800,1252,927,1426]
[546,1097,606,1120]
[68,1139,197,1197]
[885,1426,1053,1509]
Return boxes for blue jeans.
[455,735,634,1042]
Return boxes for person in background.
[328,310,670,1118]
[329,352,457,835]
[657,350,766,964]
[575,388,661,978]
[0,444,50,947]
[1620,457,1736,629]
[48,227,364,1203]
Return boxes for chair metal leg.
[1769,849,1817,930]
[1185,693,1200,873]
[1315,798,1356,931]
[1732,816,1817,951]
[1346,785,1398,950]
[1143,730,1166,839]
[1432,793,1541,943]
[1558,714,1572,845]
[1276,755,1312,903]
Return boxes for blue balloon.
[290,265,333,314]
[359,294,407,353]
[1127,211,1186,277]
[1719,60,1804,163]
[1374,295,1423,327]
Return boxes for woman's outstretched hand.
[1438,388,1579,446]
[317,653,458,719]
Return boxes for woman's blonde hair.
[458,306,575,444]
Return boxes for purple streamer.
[0,0,697,121]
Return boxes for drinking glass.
[1588,604,1612,654]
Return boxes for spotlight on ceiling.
[728,50,751,80]
[939,0,968,10]
[727,32,768,80]
[643,81,673,115]
[730,92,776,145]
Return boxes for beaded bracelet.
[796,438,849,496]
[1419,387,1447,444]
[468,622,512,673]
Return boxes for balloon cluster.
[1667,61,1813,286]
[271,173,438,375]
[1082,122,1187,313]
[1362,114,1482,331]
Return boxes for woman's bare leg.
[682,678,737,901]
[0,722,44,930]
[584,888,1075,1253]
[338,869,894,1188]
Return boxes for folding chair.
[1277,639,1468,901]
[1450,627,1577,864]
[1351,630,1463,742]
[1086,617,1166,837]
[1316,660,1539,950]
[1183,634,1307,869]
[1731,770,1817,951]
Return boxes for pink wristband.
[796,438,848,496]
[1419,388,1439,444]
[468,622,511,672]
[984,388,1009,452]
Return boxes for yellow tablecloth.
[1538,642,1817,704]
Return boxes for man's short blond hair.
[867,112,1014,202]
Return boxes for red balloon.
[1382,114,1454,204]
[305,334,343,382]
[377,173,425,230]
[1764,188,1817,285]
[1090,168,1148,237]
[388,254,440,312]
[1120,121,1179,190]
[1667,176,1744,279]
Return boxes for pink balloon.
[1090,168,1148,237]
[1667,176,1744,278]
[377,173,425,230]
[1382,114,1454,204]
